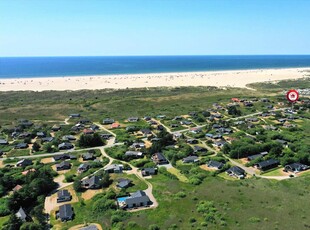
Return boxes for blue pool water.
[117,196,130,202]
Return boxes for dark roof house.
[226,166,246,179]
[57,204,74,222]
[208,160,224,170]
[57,190,72,203]
[56,161,71,171]
[82,176,102,189]
[255,159,279,171]
[152,152,168,165]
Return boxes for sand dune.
[0,68,309,92]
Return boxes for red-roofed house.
[83,129,94,135]
[111,122,120,129]
[231,98,240,102]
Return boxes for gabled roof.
[117,179,132,188]
[208,160,224,169]
[125,190,150,206]
[256,159,279,169]
[16,207,27,221]
[82,175,101,187]
[226,166,245,176]
[57,189,71,199]
[58,204,73,219]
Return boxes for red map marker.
[286,89,299,103]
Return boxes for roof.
[208,160,224,169]
[256,159,279,169]
[285,162,309,171]
[226,166,245,176]
[58,204,73,219]
[117,179,132,188]
[16,207,27,221]
[183,156,199,162]
[0,139,8,144]
[57,189,71,198]
[56,161,71,168]
[125,190,150,206]
[125,151,143,156]
[82,152,95,159]
[16,159,32,166]
[80,225,98,230]
[153,152,167,161]
[142,168,156,174]
[82,176,101,187]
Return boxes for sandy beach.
[0,68,309,92]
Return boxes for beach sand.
[0,68,309,92]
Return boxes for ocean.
[1,55,310,79]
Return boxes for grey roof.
[41,137,54,142]
[58,204,73,220]
[105,164,123,172]
[16,207,27,221]
[56,161,71,169]
[125,190,150,206]
[57,190,71,199]
[208,160,224,169]
[285,162,309,171]
[125,151,143,157]
[142,168,156,175]
[82,152,95,160]
[183,156,199,163]
[256,159,279,169]
[117,179,132,188]
[0,139,8,145]
[80,225,98,230]
[226,166,245,176]
[16,159,32,167]
[82,176,101,188]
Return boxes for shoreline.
[0,67,309,92]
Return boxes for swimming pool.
[117,196,130,202]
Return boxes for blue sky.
[0,0,309,56]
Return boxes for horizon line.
[1,54,310,58]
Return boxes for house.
[186,139,198,144]
[111,122,120,129]
[247,151,268,161]
[152,152,168,165]
[255,159,279,171]
[125,151,143,158]
[117,178,132,189]
[0,139,8,145]
[188,111,198,117]
[141,168,157,177]
[56,161,71,171]
[182,156,199,163]
[212,124,222,129]
[231,98,240,102]
[79,118,92,125]
[15,143,29,149]
[18,119,33,127]
[120,190,151,209]
[180,120,192,125]
[90,124,99,131]
[245,117,258,122]
[190,127,202,134]
[62,135,76,141]
[144,116,152,121]
[77,163,90,173]
[80,225,99,230]
[70,113,81,118]
[213,140,227,148]
[100,133,113,139]
[157,115,166,119]
[243,101,253,107]
[41,137,54,143]
[234,121,245,125]
[16,207,27,222]
[174,116,183,120]
[205,133,214,138]
[51,125,61,131]
[12,185,23,192]
[58,142,74,150]
[82,152,95,161]
[226,166,246,179]
[193,146,207,153]
[130,142,145,149]
[140,128,152,136]
[261,98,270,102]
[170,124,179,128]
[36,132,46,138]
[57,204,74,222]
[128,117,139,122]
[83,129,94,135]
[53,154,76,161]
[103,118,115,124]
[284,163,309,173]
[105,164,123,173]
[82,176,102,189]
[275,139,288,146]
[57,190,72,203]
[208,160,224,170]
[16,159,32,167]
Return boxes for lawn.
[262,167,285,176]
[0,216,9,227]
[167,167,189,183]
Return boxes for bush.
[148,224,160,230]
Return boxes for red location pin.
[286,89,299,103]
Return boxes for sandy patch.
[44,186,78,214]
[0,68,308,92]
[200,165,217,171]
[41,157,54,164]
[81,189,103,200]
